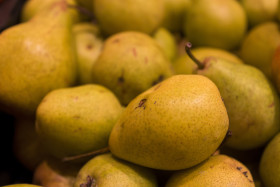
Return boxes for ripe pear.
[13,118,46,171]
[93,0,165,36]
[259,133,280,187]
[173,47,243,74]
[183,0,247,50]
[272,45,280,93]
[0,0,78,117]
[161,0,191,32]
[165,154,255,186]
[109,75,229,170]
[153,27,178,62]
[186,43,280,150]
[21,0,81,23]
[36,84,123,159]
[240,0,278,27]
[74,153,157,187]
[91,31,174,106]
[239,21,280,79]
[73,22,103,84]
[33,157,81,187]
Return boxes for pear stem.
[67,4,96,24]
[62,147,110,162]
[185,42,205,69]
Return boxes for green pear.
[93,0,165,36]
[21,0,81,23]
[36,84,123,159]
[13,118,46,171]
[91,31,174,106]
[0,0,78,117]
[74,153,157,187]
[186,43,280,150]
[240,0,278,27]
[153,27,178,62]
[161,0,191,32]
[173,47,243,75]
[239,21,280,79]
[183,0,247,50]
[73,22,103,84]
[33,157,81,187]
[165,154,255,186]
[259,133,280,187]
[109,75,229,170]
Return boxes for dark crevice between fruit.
[62,147,110,162]
[80,175,96,187]
[152,75,164,86]
[217,129,232,151]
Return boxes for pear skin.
[36,84,123,159]
[0,0,78,117]
[109,75,229,170]
[74,153,157,187]
[165,154,255,186]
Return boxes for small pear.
[153,27,178,62]
[74,153,157,187]
[93,0,165,35]
[73,22,103,84]
[0,0,78,117]
[239,21,280,79]
[183,0,247,50]
[109,75,229,170]
[186,43,280,150]
[259,133,280,187]
[173,47,243,75]
[13,118,46,171]
[92,31,174,106]
[240,0,278,27]
[36,84,123,159]
[165,154,255,187]
[33,157,81,187]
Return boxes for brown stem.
[67,4,96,24]
[62,147,110,162]
[185,42,205,69]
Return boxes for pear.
[33,157,81,187]
[239,21,280,79]
[259,133,280,187]
[13,118,46,171]
[91,31,174,106]
[165,154,255,187]
[0,0,78,117]
[240,0,278,27]
[161,0,191,32]
[153,27,178,62]
[74,153,157,187]
[173,47,243,75]
[36,84,123,159]
[183,0,247,50]
[93,0,165,36]
[21,0,81,23]
[73,22,103,84]
[186,43,280,150]
[109,75,229,170]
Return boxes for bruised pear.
[92,31,174,106]
[36,84,123,159]
[109,75,229,170]
[74,153,157,187]
[166,154,255,187]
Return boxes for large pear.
[109,75,229,170]
[0,0,78,117]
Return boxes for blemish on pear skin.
[80,175,96,187]
[144,57,148,64]
[132,48,137,57]
[236,166,242,171]
[73,115,80,119]
[135,99,147,109]
[112,38,120,43]
[268,102,275,108]
[118,76,125,84]
[154,84,161,91]
[87,44,93,50]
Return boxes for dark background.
[0,0,33,186]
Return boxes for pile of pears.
[2,0,280,186]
